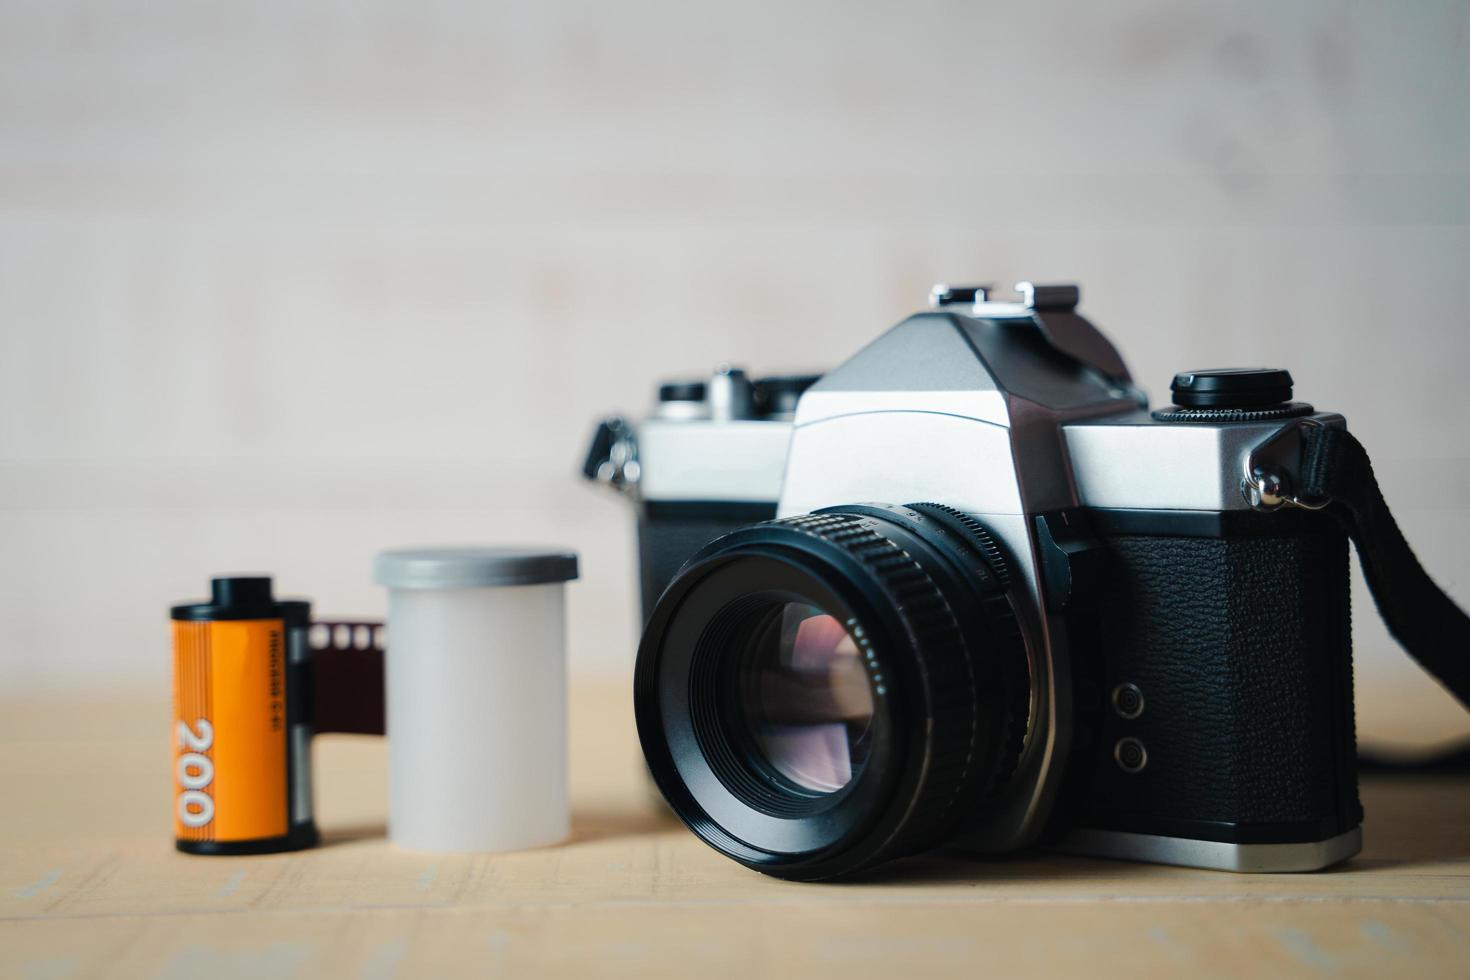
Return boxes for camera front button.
[1114,737,1148,774]
[1111,682,1145,720]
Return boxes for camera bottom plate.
[1054,826,1362,873]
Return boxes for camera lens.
[635,503,1028,880]
[735,602,874,794]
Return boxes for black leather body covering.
[637,502,779,624]
[1075,511,1362,844]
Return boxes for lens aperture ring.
[907,502,1011,589]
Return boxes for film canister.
[170,576,319,854]
[374,546,578,853]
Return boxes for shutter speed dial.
[1154,368,1314,423]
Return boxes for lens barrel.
[634,502,1027,880]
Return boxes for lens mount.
[634,503,1027,880]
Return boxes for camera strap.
[1296,425,1470,712]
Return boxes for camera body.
[589,282,1361,878]
[584,368,820,622]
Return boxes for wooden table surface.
[3,682,1468,979]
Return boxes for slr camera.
[586,281,1365,880]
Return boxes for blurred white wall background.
[1,1,1467,742]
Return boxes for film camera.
[585,281,1464,880]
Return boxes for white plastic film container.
[373,546,579,853]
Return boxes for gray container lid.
[374,546,579,589]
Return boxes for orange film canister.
[171,576,318,854]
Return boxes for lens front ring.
[656,555,902,859]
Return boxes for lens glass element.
[737,602,874,794]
